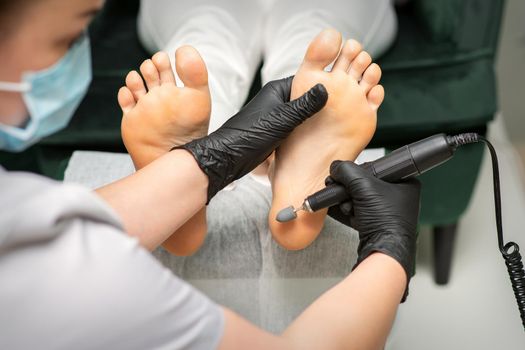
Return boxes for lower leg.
[261,2,395,250]
[268,30,384,250]
[133,0,266,254]
[119,47,211,256]
[261,0,397,83]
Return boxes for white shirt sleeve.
[0,170,224,350]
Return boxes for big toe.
[175,45,209,90]
[302,28,343,71]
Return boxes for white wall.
[498,0,525,145]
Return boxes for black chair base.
[433,223,458,285]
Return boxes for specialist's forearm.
[218,253,406,350]
[95,150,208,251]
[282,253,406,349]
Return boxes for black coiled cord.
[447,133,525,329]
[503,242,525,327]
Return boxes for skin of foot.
[118,46,211,256]
[269,29,385,250]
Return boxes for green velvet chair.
[0,0,505,284]
[374,0,505,283]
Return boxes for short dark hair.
[0,0,30,38]
[0,0,20,15]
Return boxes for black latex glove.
[326,160,421,301]
[177,76,328,202]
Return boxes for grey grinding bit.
[276,205,297,222]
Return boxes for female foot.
[118,46,211,256]
[269,29,385,250]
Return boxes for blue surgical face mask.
[0,34,92,152]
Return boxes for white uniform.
[0,167,223,350]
[138,0,397,132]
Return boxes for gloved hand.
[177,76,328,201]
[326,160,421,301]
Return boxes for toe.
[332,39,362,72]
[125,70,147,100]
[117,87,136,114]
[175,45,209,89]
[367,84,385,111]
[359,63,382,93]
[302,28,343,70]
[348,51,372,81]
[152,51,177,85]
[139,59,160,90]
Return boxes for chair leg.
[433,223,458,285]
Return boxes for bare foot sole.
[269,29,385,250]
[118,46,211,255]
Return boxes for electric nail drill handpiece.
[276,133,459,222]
